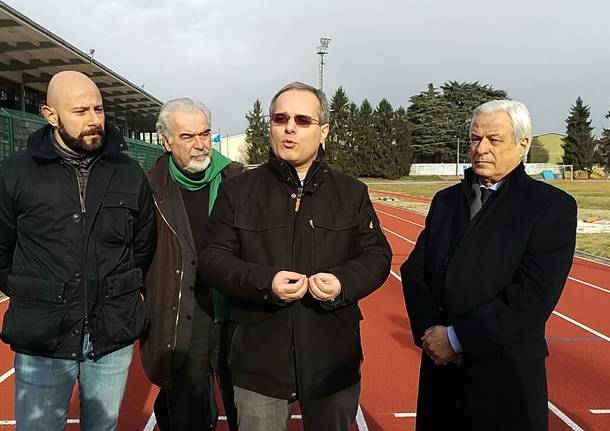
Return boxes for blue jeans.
[14,336,133,431]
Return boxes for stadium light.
[317,37,331,93]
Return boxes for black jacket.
[0,124,156,360]
[401,164,577,430]
[200,149,391,400]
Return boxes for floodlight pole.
[317,38,331,93]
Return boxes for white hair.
[470,99,532,161]
[156,97,211,140]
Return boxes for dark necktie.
[480,187,494,206]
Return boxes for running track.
[1,192,609,430]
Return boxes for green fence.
[0,108,163,171]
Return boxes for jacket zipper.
[153,197,184,350]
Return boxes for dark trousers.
[234,381,360,431]
[154,302,238,431]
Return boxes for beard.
[58,119,105,155]
[183,152,211,174]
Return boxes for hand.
[421,326,456,365]
[308,273,342,301]
[451,353,464,367]
[271,271,308,302]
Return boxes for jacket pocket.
[1,274,67,353]
[99,191,139,245]
[313,211,359,268]
[234,211,286,265]
[98,268,148,345]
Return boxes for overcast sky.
[6,0,610,136]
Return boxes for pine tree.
[245,99,269,164]
[326,87,351,173]
[355,99,375,177]
[597,108,610,170]
[562,97,595,170]
[407,82,508,163]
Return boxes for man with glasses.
[401,100,577,430]
[200,82,391,431]
[141,98,241,430]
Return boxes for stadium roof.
[0,1,162,130]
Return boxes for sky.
[5,0,610,137]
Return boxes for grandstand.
[0,1,164,169]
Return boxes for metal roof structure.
[0,1,162,131]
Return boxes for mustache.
[82,126,104,137]
[190,150,210,157]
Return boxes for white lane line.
[143,412,156,431]
[0,297,9,304]
[0,368,14,383]
[382,227,416,245]
[548,401,585,431]
[394,412,417,418]
[568,276,610,294]
[390,270,402,282]
[376,209,425,228]
[356,404,369,431]
[590,409,610,414]
[552,311,610,343]
[574,254,610,268]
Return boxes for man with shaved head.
[0,70,156,430]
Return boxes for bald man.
[0,70,156,430]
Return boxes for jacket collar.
[27,122,127,160]
[461,162,526,200]
[267,144,328,189]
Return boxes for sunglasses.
[271,113,321,127]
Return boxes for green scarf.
[168,149,232,323]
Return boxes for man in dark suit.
[401,100,577,431]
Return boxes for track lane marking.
[0,368,14,383]
[382,227,416,245]
[394,412,417,417]
[356,404,369,430]
[590,409,610,414]
[376,209,425,228]
[567,276,610,294]
[552,311,610,343]
[0,419,79,425]
[548,402,585,431]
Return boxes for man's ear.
[320,123,330,144]
[518,137,529,156]
[161,135,172,153]
[41,105,58,127]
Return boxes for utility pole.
[317,37,331,93]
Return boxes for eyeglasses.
[271,113,320,127]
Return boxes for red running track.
[1,196,609,430]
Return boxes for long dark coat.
[401,164,577,431]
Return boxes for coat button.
[186,315,192,320]
[175,269,181,275]
[119,200,126,206]
[72,213,81,223]
[189,286,194,291]
[166,343,172,349]
[263,294,269,300]
[190,260,196,266]
[171,306,176,311]
[71,329,80,336]
[75,272,82,281]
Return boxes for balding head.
[42,70,105,154]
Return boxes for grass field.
[367,179,610,258]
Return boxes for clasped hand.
[421,325,463,366]
[271,271,341,302]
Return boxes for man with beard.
[200,82,391,431]
[141,98,241,431]
[0,70,156,430]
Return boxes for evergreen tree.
[562,97,595,170]
[326,87,352,173]
[355,99,375,177]
[597,108,610,169]
[393,106,413,177]
[407,82,508,163]
[245,99,269,164]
